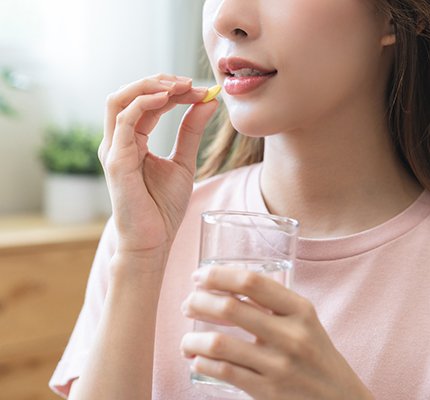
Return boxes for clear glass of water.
[190,210,299,399]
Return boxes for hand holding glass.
[190,210,299,399]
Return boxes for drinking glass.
[190,210,299,399]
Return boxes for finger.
[104,75,192,148]
[163,87,209,105]
[115,76,201,112]
[108,85,211,163]
[181,331,275,375]
[191,355,265,397]
[192,265,310,316]
[112,91,171,148]
[184,290,322,370]
[184,289,279,342]
[133,86,209,135]
[170,99,219,174]
[110,74,190,110]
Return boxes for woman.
[50,0,430,399]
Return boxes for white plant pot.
[44,174,100,223]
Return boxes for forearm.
[70,252,167,400]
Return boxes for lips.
[218,57,278,96]
[218,57,277,76]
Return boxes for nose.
[212,0,260,41]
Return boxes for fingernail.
[155,91,169,96]
[159,80,176,87]
[176,76,193,83]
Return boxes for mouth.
[218,57,277,78]
[222,72,278,96]
[217,57,278,96]
[224,70,278,79]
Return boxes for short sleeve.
[48,217,117,398]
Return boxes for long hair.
[197,1,430,192]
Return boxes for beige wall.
[0,0,206,215]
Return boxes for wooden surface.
[0,215,107,400]
[0,214,107,251]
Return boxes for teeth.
[230,68,265,77]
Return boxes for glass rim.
[201,210,300,229]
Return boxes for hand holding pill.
[99,74,219,257]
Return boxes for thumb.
[171,99,219,173]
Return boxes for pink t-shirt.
[50,162,430,399]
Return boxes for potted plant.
[39,123,107,223]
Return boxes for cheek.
[275,1,382,95]
[262,1,382,130]
[203,0,383,136]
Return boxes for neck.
[260,98,423,239]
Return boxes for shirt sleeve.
[48,217,117,398]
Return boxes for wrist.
[109,248,170,282]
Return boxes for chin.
[227,111,288,138]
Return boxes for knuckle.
[220,296,239,319]
[134,77,147,87]
[291,329,314,358]
[277,356,292,376]
[105,92,118,108]
[208,333,226,357]
[153,72,175,81]
[205,266,219,284]
[239,271,260,292]
[216,361,234,380]
[116,111,133,128]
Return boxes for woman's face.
[202,0,393,137]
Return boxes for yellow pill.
[201,84,222,103]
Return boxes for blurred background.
[0,1,214,398]
[0,0,213,216]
